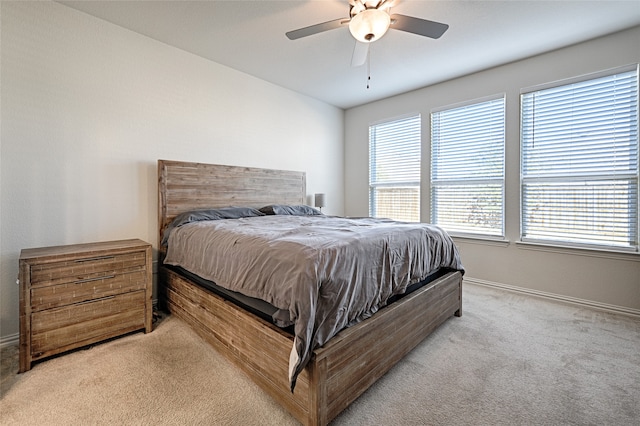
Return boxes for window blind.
[431,97,505,236]
[521,67,639,250]
[369,115,421,222]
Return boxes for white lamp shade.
[349,8,391,43]
[314,193,326,209]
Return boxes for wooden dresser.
[18,239,152,372]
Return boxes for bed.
[157,159,463,425]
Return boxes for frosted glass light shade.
[349,9,390,43]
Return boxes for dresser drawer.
[29,251,147,287]
[30,269,148,311]
[30,290,146,358]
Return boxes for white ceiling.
[58,0,640,109]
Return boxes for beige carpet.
[1,282,639,425]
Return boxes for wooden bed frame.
[158,159,462,426]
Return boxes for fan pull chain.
[366,48,371,89]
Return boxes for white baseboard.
[1,333,19,349]
[464,276,640,318]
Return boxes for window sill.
[515,240,640,261]
[451,234,510,248]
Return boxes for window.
[369,114,421,222]
[521,66,639,251]
[431,96,505,237]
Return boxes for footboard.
[162,267,462,426]
[313,270,462,423]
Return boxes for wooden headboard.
[158,160,306,246]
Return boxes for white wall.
[345,26,640,312]
[0,1,344,340]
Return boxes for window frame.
[368,113,422,223]
[430,94,506,239]
[519,64,639,253]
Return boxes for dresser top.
[20,239,150,261]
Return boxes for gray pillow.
[162,207,265,245]
[259,204,323,216]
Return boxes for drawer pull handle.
[75,275,115,284]
[75,295,116,305]
[75,256,115,263]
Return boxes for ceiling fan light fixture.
[349,8,391,43]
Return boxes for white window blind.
[431,96,505,236]
[521,67,639,250]
[369,115,421,222]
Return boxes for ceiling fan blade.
[389,14,449,39]
[351,41,369,67]
[286,18,348,40]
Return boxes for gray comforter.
[163,215,464,391]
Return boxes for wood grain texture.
[31,291,146,356]
[19,239,153,372]
[157,160,463,426]
[158,160,305,248]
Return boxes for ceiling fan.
[286,0,449,67]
